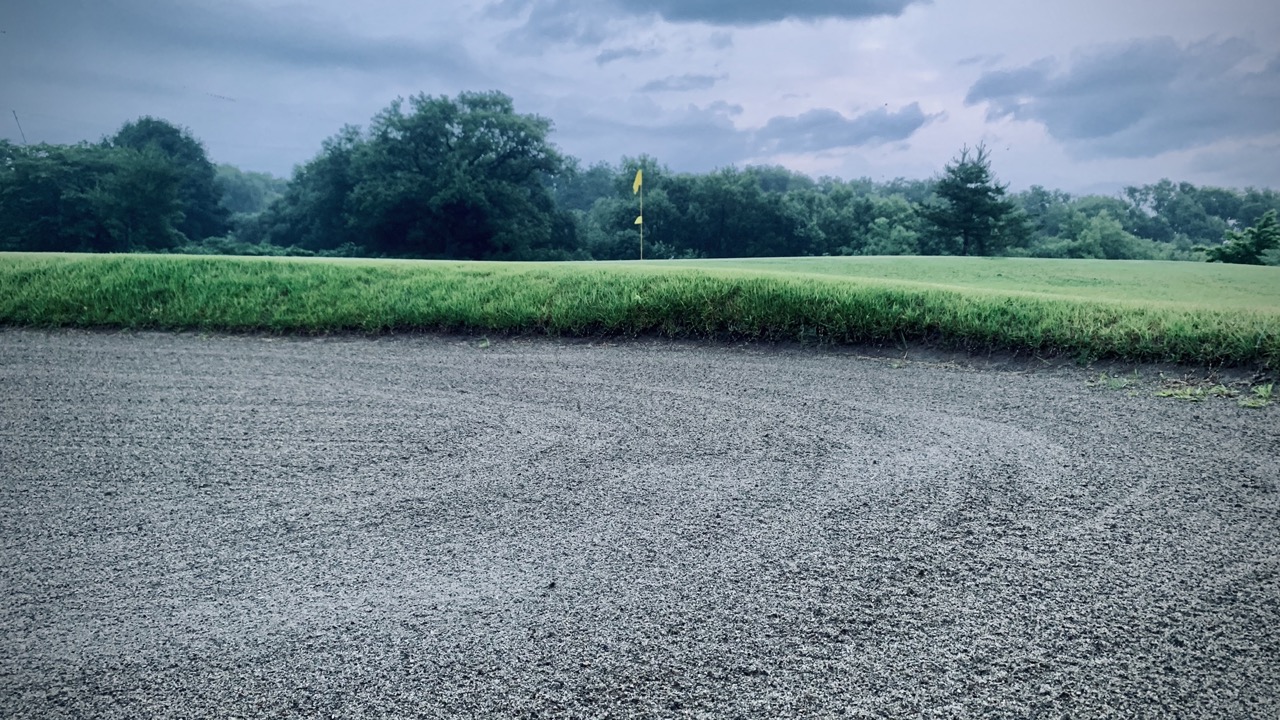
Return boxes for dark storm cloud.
[1,0,484,172]
[7,0,477,77]
[495,0,925,48]
[755,103,934,153]
[965,37,1280,158]
[640,74,724,92]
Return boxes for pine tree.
[923,143,1024,256]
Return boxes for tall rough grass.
[1,253,1277,367]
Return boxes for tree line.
[3,91,1279,264]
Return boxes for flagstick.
[639,182,644,261]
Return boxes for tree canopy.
[4,96,1280,263]
[245,92,570,260]
[0,141,184,252]
[109,117,229,242]
[1199,210,1280,265]
[921,143,1025,256]
[215,164,287,216]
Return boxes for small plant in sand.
[1155,378,1238,402]
[1088,371,1140,391]
[1238,383,1273,409]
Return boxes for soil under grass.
[2,252,1278,368]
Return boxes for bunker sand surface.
[1,329,1277,718]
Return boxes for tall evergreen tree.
[923,144,1024,256]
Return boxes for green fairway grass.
[2,252,1278,368]
[661,256,1280,311]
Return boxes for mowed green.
[662,256,1279,311]
[2,252,1278,367]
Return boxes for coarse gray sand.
[1,329,1277,718]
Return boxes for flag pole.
[633,167,645,260]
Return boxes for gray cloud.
[553,101,751,172]
[595,46,661,65]
[614,0,926,25]
[965,37,1280,158]
[0,0,484,173]
[956,53,1003,68]
[1190,142,1280,188]
[497,0,926,48]
[640,74,724,92]
[556,99,932,171]
[755,103,935,153]
[965,61,1053,103]
[494,0,613,49]
[7,0,477,75]
[708,32,734,50]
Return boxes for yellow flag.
[634,215,643,225]
[632,169,643,194]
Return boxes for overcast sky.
[3,0,1278,194]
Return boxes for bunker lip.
[7,325,1272,381]
[1,329,1276,718]
[4,253,1279,370]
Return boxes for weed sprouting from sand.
[1239,383,1274,409]
[1088,370,1141,391]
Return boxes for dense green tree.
[1079,212,1145,259]
[0,141,183,252]
[253,92,567,259]
[688,168,781,257]
[1120,180,1231,246]
[243,125,363,251]
[553,159,618,213]
[0,142,101,251]
[804,187,921,256]
[215,164,287,216]
[857,196,922,255]
[584,188,680,260]
[922,144,1025,256]
[781,188,832,255]
[94,147,186,250]
[1016,186,1080,240]
[876,177,935,204]
[1200,210,1280,265]
[809,185,868,255]
[1238,188,1280,227]
[109,117,228,241]
[1072,195,1132,224]
[13,101,1280,264]
[577,158,679,259]
[578,164,827,259]
[577,167,931,260]
[749,165,816,194]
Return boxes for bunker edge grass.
[2,253,1278,369]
